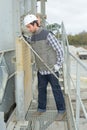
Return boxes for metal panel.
[0,0,15,50]
[0,0,37,51]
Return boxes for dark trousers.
[37,71,65,112]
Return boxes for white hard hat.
[24,14,38,26]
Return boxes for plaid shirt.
[39,32,64,75]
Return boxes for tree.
[68,31,87,46]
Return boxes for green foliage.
[68,31,87,46]
[46,23,61,31]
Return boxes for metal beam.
[41,0,46,16]
[31,0,37,14]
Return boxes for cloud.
[46,0,87,34]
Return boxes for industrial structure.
[0,0,87,130]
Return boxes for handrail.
[61,22,87,130]
[69,52,87,71]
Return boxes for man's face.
[26,24,35,33]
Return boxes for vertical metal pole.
[61,23,68,94]
[13,0,21,38]
[15,71,25,120]
[76,61,80,130]
[41,0,46,26]
[15,38,25,121]
[41,0,45,16]
[31,0,37,14]
[24,0,31,14]
[13,0,25,121]
[67,49,71,93]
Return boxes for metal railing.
[0,50,16,103]
[0,52,8,104]
[61,22,87,130]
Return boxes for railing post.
[76,61,80,130]
[61,22,71,94]
[67,49,71,93]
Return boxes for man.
[24,14,66,120]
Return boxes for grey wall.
[0,0,15,51]
[0,0,33,51]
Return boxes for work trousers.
[37,71,65,113]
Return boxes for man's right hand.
[54,64,60,72]
[22,32,31,43]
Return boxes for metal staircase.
[2,21,87,130]
[8,22,87,130]
[15,22,73,130]
[0,0,87,129]
[23,22,87,130]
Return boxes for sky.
[38,0,87,35]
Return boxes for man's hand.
[54,64,59,71]
[22,33,28,40]
[22,32,31,43]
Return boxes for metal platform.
[26,97,68,130]
[25,82,68,130]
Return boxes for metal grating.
[26,98,68,130]
[25,85,68,130]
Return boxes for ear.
[34,22,38,27]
